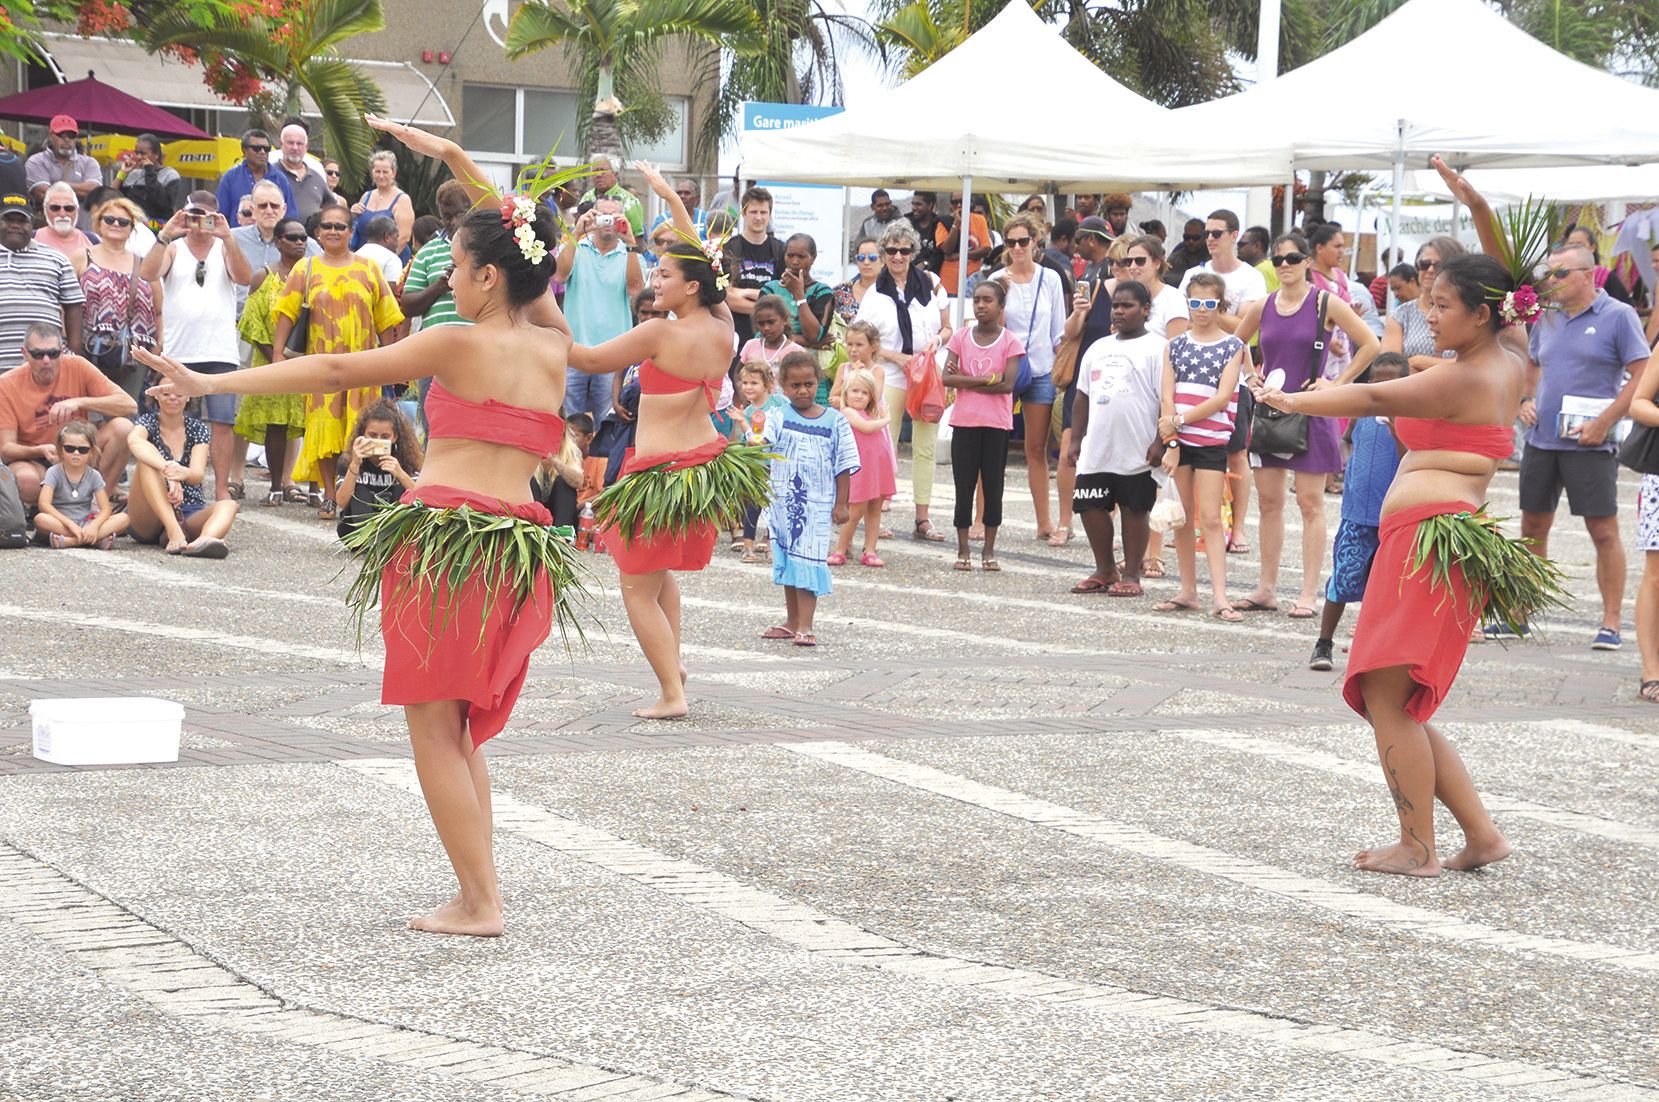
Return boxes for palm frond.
[505,0,599,60]
[300,57,385,185]
[299,0,387,52]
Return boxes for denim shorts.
[188,362,240,424]
[1015,370,1057,406]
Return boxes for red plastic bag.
[904,350,946,424]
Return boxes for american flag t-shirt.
[1170,334,1244,447]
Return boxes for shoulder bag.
[1051,278,1100,390]
[284,259,313,356]
[1249,291,1326,456]
[1011,268,1044,396]
[1619,421,1659,474]
[86,257,143,382]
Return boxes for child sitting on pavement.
[1309,351,1408,671]
[33,420,129,549]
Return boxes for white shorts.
[1638,474,1659,552]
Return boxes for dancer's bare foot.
[408,896,503,937]
[1353,841,1441,877]
[633,698,689,720]
[443,888,504,910]
[679,665,688,685]
[1442,834,1511,871]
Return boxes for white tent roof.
[738,2,1289,192]
[1177,0,1659,172]
[1403,165,1659,204]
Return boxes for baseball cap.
[0,192,30,217]
[1077,216,1112,239]
[49,114,78,135]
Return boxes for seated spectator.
[125,387,238,556]
[32,418,129,548]
[335,398,420,539]
[354,214,404,286]
[34,182,96,261]
[532,412,594,529]
[0,323,135,507]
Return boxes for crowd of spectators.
[1,120,1657,698]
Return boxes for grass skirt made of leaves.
[1342,501,1567,723]
[594,438,774,576]
[339,485,594,749]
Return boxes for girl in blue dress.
[760,351,859,646]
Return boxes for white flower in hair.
[511,196,537,224]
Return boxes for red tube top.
[639,358,720,410]
[426,379,565,456]
[1393,417,1513,460]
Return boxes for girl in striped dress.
[1155,272,1247,621]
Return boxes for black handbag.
[1618,422,1659,474]
[284,259,313,356]
[1249,290,1326,457]
[86,255,143,380]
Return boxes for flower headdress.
[499,195,546,264]
[662,220,731,291]
[1499,284,1542,328]
[462,144,596,266]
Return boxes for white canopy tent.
[1176,0,1659,264]
[738,2,1290,306]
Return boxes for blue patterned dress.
[764,405,860,596]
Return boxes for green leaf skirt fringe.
[1410,506,1569,635]
[592,440,776,545]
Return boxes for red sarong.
[1342,500,1480,724]
[379,485,554,750]
[601,438,726,576]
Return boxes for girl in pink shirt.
[738,295,806,378]
[943,281,1024,570]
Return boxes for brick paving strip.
[0,844,745,1101]
[341,757,1657,1101]
[783,743,1659,974]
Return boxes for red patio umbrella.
[0,71,209,140]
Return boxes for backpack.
[0,463,27,548]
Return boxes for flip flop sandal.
[860,552,885,567]
[285,487,311,504]
[1226,540,1250,555]
[793,631,818,647]
[1070,577,1111,594]
[1047,528,1073,546]
[953,558,973,571]
[1141,559,1166,578]
[878,528,893,539]
[1231,598,1278,612]
[1153,599,1198,612]
[1641,680,1659,703]
[226,482,245,501]
[182,538,229,559]
[1106,581,1144,597]
[741,551,758,563]
[47,533,67,549]
[1287,605,1318,619]
[760,626,795,640]
[981,559,1001,572]
[1212,606,1244,622]
[913,521,946,542]
[262,490,283,507]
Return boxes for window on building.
[461,84,689,170]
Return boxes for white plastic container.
[31,697,184,766]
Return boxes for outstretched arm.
[1431,155,1503,259]
[567,318,668,376]
[368,114,496,204]
[1253,358,1468,420]
[137,324,472,398]
[635,161,695,243]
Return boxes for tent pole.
[1351,187,1365,280]
[1283,167,1295,231]
[955,175,973,327]
[1389,119,1405,313]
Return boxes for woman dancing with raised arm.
[136,115,586,937]
[571,162,772,721]
[1251,251,1562,876]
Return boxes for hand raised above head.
[632,161,671,200]
[365,114,457,162]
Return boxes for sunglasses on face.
[100,215,132,228]
[1111,257,1133,267]
[854,252,880,262]
[278,232,308,242]
[1416,259,1438,273]
[1187,298,1221,310]
[1205,229,1227,239]
[253,201,282,211]
[884,246,913,257]
[46,204,76,214]
[1121,255,1150,267]
[238,209,253,219]
[1271,252,1308,266]
[1546,266,1590,280]
[26,347,62,359]
[1182,234,1203,243]
[1005,237,1034,248]
[244,144,270,153]
[59,442,91,454]
[318,222,349,232]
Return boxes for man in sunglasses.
[1514,242,1650,649]
[1164,218,1207,286]
[141,190,253,501]
[214,129,296,225]
[0,190,84,359]
[0,322,135,507]
[32,182,95,261]
[1177,209,1267,336]
[25,116,100,234]
[229,180,318,315]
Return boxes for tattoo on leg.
[1405,827,1431,868]
[1383,745,1415,815]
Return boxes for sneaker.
[1592,627,1623,651]
[1309,639,1334,671]
[1484,621,1531,639]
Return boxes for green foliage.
[339,501,599,656]
[1410,508,1569,637]
[1490,195,1568,287]
[592,442,775,544]
[0,0,233,65]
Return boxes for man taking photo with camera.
[555,196,643,420]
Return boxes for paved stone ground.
[1,457,1656,1101]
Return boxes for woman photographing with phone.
[136,114,589,938]
[1250,252,1563,876]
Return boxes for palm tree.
[699,0,880,167]
[139,0,389,185]
[505,0,760,166]
[874,0,966,79]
